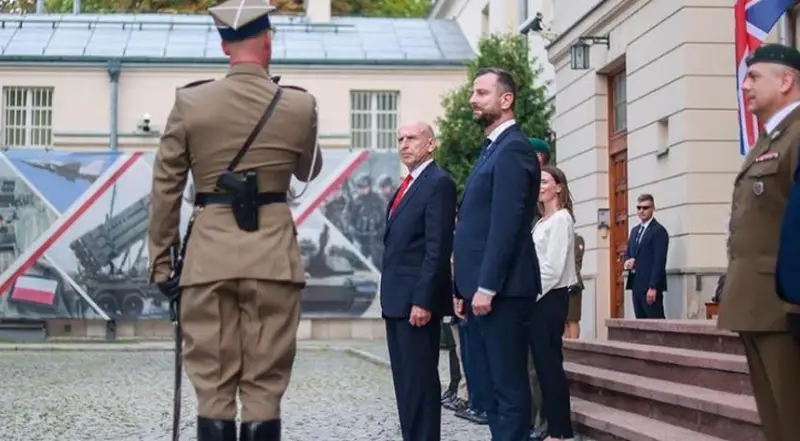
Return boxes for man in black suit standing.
[381,120,457,441]
[623,193,669,319]
[452,67,541,441]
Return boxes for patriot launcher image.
[68,194,167,319]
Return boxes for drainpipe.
[73,0,80,14]
[778,13,792,46]
[107,59,121,152]
[35,0,44,13]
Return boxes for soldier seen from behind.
[147,0,322,440]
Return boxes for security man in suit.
[147,0,322,440]
[718,43,800,441]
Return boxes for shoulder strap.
[226,87,283,172]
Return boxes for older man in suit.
[719,43,800,441]
[452,67,541,441]
[381,121,457,441]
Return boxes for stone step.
[563,339,751,395]
[606,319,744,355]
[566,362,762,441]
[571,397,728,441]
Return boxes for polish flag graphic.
[9,275,59,306]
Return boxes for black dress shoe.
[454,408,488,425]
[441,389,457,405]
[444,397,469,412]
[197,416,236,441]
[529,426,547,441]
[240,419,281,441]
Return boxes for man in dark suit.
[777,135,800,340]
[452,67,541,441]
[381,120,457,441]
[623,193,669,319]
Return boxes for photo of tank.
[299,223,378,316]
[67,194,169,320]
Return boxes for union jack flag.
[735,0,796,155]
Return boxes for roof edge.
[0,55,472,68]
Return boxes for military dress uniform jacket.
[147,63,322,287]
[718,105,800,332]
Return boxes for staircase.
[566,319,758,441]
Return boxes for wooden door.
[608,71,628,319]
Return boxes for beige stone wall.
[549,0,751,337]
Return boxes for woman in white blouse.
[530,165,577,441]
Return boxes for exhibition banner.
[0,149,399,321]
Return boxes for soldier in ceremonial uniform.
[718,43,800,441]
[147,0,322,440]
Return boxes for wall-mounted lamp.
[597,208,610,239]
[570,35,610,70]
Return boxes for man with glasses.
[622,194,669,319]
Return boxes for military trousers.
[527,351,545,428]
[740,331,800,441]
[450,323,469,401]
[180,279,302,422]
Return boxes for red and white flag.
[9,275,59,306]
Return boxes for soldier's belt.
[194,192,287,206]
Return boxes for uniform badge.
[755,151,779,163]
[753,180,765,196]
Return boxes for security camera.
[139,113,152,133]
[519,12,559,41]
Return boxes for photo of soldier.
[346,173,387,267]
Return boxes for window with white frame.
[2,87,54,148]
[350,90,400,149]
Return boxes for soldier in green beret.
[718,43,800,441]
[528,137,551,166]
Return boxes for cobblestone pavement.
[0,342,493,441]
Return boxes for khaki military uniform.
[147,63,322,422]
[718,105,800,441]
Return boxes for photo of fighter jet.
[20,158,105,184]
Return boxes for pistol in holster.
[216,169,260,232]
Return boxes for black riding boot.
[197,416,237,441]
[239,419,281,441]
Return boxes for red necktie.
[390,174,413,215]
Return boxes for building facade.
[0,10,473,151]
[546,0,800,339]
[429,0,557,96]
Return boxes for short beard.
[473,110,499,129]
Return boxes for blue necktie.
[478,138,492,162]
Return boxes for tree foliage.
[434,33,554,198]
[1,0,430,16]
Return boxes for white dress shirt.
[532,208,578,300]
[765,101,800,135]
[402,158,433,192]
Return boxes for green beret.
[528,137,550,154]
[746,43,800,71]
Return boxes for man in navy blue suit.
[777,132,800,342]
[380,120,457,441]
[623,193,669,319]
[452,67,541,441]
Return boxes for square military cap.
[746,43,800,71]
[209,0,276,42]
